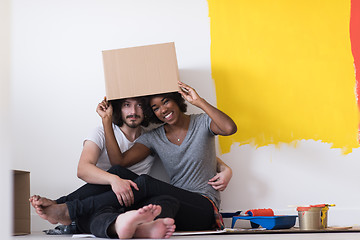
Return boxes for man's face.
[121,98,144,128]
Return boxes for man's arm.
[208,157,233,191]
[77,140,138,207]
[77,140,117,184]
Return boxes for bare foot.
[36,203,72,225]
[113,204,162,239]
[134,218,176,239]
[29,195,56,214]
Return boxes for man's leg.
[56,165,138,203]
[29,165,139,227]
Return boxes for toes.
[163,218,175,226]
[29,195,40,203]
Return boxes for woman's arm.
[178,81,237,136]
[208,157,233,191]
[97,99,151,167]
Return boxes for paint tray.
[231,215,297,230]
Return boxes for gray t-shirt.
[136,113,220,207]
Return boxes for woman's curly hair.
[144,92,187,124]
[109,97,150,127]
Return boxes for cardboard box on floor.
[102,42,180,100]
[13,170,30,235]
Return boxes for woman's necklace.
[175,131,184,142]
[167,128,186,144]
[166,115,190,144]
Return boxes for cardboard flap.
[13,170,30,235]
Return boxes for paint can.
[295,204,334,230]
[297,206,323,230]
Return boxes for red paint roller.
[245,208,274,216]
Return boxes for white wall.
[10,0,360,232]
[220,141,360,228]
[1,0,12,239]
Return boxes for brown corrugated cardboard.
[13,170,30,236]
[102,42,179,100]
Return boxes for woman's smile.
[164,111,174,121]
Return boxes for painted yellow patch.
[208,0,359,154]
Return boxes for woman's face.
[150,96,180,124]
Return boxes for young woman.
[101,81,237,231]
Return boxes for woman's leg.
[77,196,178,237]
[78,206,124,237]
[87,204,175,239]
[56,165,138,203]
[133,174,215,230]
[134,195,180,219]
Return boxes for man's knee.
[133,174,153,193]
[107,165,138,180]
[107,165,124,174]
[136,174,151,181]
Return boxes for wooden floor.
[12,230,360,240]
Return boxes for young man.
[74,97,155,206]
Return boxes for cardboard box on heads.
[102,42,180,101]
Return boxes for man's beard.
[124,114,141,128]
[125,121,139,128]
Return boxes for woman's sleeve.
[135,132,153,150]
[203,113,216,136]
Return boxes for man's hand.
[110,176,139,207]
[208,170,232,191]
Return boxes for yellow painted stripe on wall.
[208,0,359,154]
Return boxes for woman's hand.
[178,81,237,136]
[110,176,139,207]
[178,81,203,107]
[96,97,113,120]
[208,170,232,191]
[208,157,233,191]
